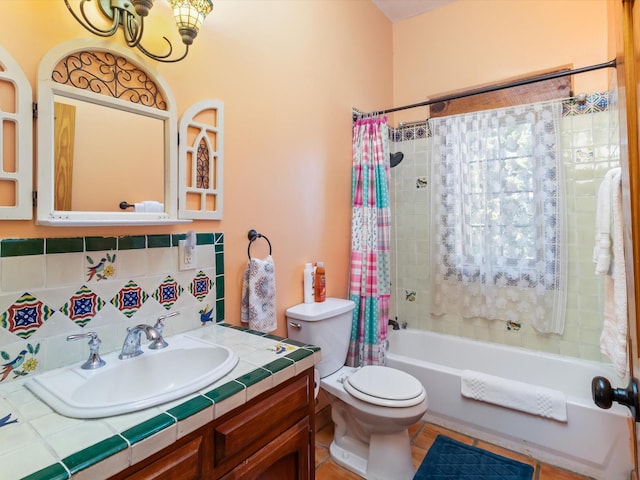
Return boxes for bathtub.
[386,328,633,480]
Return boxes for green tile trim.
[215,253,224,275]
[20,462,69,480]
[264,334,286,341]
[214,233,224,245]
[167,395,213,421]
[282,338,307,347]
[262,357,294,374]
[147,234,172,248]
[215,299,225,322]
[244,329,267,337]
[284,348,314,362]
[171,233,184,247]
[304,345,321,352]
[46,237,83,254]
[226,324,247,332]
[85,236,117,252]
[121,413,175,445]
[62,435,128,475]
[118,235,146,250]
[235,367,271,387]
[1,238,44,257]
[215,275,224,298]
[204,380,245,402]
[196,233,214,245]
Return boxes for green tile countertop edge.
[63,435,129,475]
[14,323,319,480]
[21,463,69,480]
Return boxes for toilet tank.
[286,298,355,378]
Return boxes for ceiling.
[371,0,457,22]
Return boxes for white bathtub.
[386,328,633,480]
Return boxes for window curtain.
[429,101,567,334]
[347,117,391,367]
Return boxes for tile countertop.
[0,323,321,480]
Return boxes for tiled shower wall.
[0,232,224,384]
[389,93,618,362]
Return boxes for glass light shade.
[170,0,213,45]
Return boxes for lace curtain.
[429,101,567,334]
[347,117,391,367]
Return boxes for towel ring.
[247,229,272,259]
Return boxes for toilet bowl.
[286,298,428,480]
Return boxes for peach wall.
[0,0,613,338]
[0,0,393,336]
[391,0,610,125]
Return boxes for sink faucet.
[119,324,160,359]
[67,331,106,369]
[118,312,179,360]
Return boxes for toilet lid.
[343,366,426,408]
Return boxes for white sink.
[25,333,238,418]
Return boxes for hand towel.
[241,255,277,332]
[461,370,567,422]
[593,167,620,274]
[599,169,628,378]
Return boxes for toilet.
[286,298,428,480]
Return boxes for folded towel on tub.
[241,255,277,333]
[461,370,567,422]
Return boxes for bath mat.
[414,435,534,480]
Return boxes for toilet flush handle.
[288,321,302,329]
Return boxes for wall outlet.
[178,239,197,270]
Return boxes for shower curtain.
[346,116,391,367]
[429,100,567,334]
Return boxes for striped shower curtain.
[346,117,391,367]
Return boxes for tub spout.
[388,318,400,330]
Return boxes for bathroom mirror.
[37,39,190,226]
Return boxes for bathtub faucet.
[388,317,400,330]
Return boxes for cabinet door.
[113,435,208,480]
[213,374,310,472]
[219,418,311,480]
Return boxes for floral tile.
[85,252,116,282]
[151,276,183,310]
[0,342,40,383]
[60,286,106,328]
[0,293,54,339]
[188,271,214,301]
[110,281,149,318]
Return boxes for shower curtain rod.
[354,59,617,120]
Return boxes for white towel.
[241,255,277,332]
[593,167,620,274]
[461,370,567,422]
[598,169,628,378]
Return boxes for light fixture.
[63,0,214,63]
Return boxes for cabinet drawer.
[213,373,310,470]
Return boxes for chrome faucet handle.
[67,331,106,370]
[148,312,179,350]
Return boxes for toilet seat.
[343,365,426,408]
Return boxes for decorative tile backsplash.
[0,232,225,384]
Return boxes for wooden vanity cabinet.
[108,368,315,480]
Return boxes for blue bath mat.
[414,435,534,480]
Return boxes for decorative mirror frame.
[36,38,190,226]
[0,44,32,220]
[179,99,224,220]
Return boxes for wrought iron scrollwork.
[52,51,167,110]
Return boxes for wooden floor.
[314,419,595,480]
